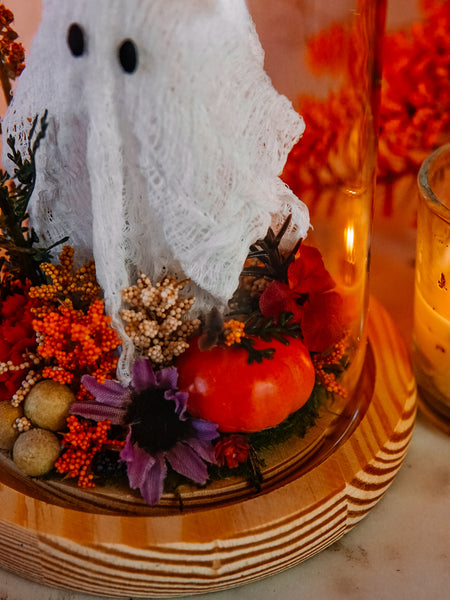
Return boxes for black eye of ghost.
[67,23,85,57]
[118,39,138,73]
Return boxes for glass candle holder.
[0,1,387,507]
[413,143,450,434]
[247,0,386,401]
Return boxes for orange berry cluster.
[32,299,121,395]
[55,415,112,488]
[29,246,101,317]
[223,319,246,347]
[313,333,349,398]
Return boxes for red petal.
[0,335,36,363]
[0,293,27,319]
[9,337,36,362]
[301,291,344,352]
[288,245,335,295]
[2,324,30,345]
[0,339,12,361]
[0,386,12,402]
[259,281,303,322]
[0,370,25,398]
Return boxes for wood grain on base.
[0,297,416,598]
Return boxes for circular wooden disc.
[0,297,416,598]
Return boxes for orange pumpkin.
[177,337,315,432]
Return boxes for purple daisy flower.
[72,359,219,505]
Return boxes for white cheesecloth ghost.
[2,0,310,381]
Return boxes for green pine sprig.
[5,110,48,222]
[232,311,301,365]
[238,336,275,364]
[0,110,68,288]
[241,215,301,284]
[244,311,301,345]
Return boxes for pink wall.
[1,0,42,116]
[6,0,42,54]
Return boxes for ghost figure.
[2,0,309,380]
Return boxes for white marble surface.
[0,412,448,600]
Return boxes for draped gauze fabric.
[2,0,310,381]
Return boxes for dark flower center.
[125,388,189,454]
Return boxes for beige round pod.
[24,379,75,431]
[0,402,23,450]
[13,428,61,476]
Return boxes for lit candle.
[413,143,450,430]
[413,284,450,401]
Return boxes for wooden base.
[0,297,416,598]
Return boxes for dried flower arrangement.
[0,115,351,505]
[0,5,352,507]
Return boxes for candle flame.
[345,225,356,264]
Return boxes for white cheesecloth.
[2,0,310,381]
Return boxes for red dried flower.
[259,245,345,352]
[300,290,345,353]
[0,6,14,28]
[287,245,335,295]
[283,0,450,198]
[215,434,250,469]
[282,89,358,199]
[0,4,25,92]
[0,283,37,401]
[259,280,302,323]
[378,0,450,179]
[306,20,365,84]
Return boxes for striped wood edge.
[0,296,416,598]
